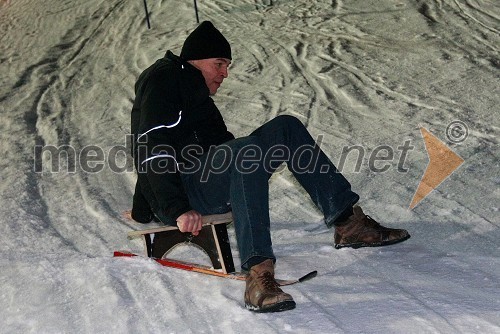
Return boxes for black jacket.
[130,51,234,224]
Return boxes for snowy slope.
[0,0,499,333]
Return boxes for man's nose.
[220,67,228,78]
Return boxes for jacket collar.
[165,50,200,72]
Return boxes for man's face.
[189,58,231,95]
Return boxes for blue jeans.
[181,115,359,270]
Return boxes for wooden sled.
[127,212,236,274]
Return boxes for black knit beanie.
[180,21,232,60]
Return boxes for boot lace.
[259,272,281,292]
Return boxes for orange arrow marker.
[410,127,464,209]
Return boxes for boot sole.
[245,300,296,313]
[335,234,411,249]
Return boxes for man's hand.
[176,210,203,236]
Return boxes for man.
[131,21,410,313]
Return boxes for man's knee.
[273,114,305,130]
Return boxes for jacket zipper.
[193,130,200,143]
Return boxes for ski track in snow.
[1,0,499,333]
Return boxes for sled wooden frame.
[127,212,236,274]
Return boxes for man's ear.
[187,60,200,70]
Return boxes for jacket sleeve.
[136,71,192,221]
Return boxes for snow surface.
[1,0,499,333]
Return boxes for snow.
[0,0,499,333]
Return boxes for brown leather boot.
[244,259,296,312]
[334,206,410,249]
